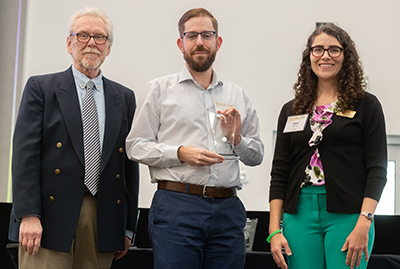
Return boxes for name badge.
[337,110,356,118]
[283,114,308,133]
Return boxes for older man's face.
[67,15,110,77]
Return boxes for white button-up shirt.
[126,65,264,189]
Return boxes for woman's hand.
[342,197,376,268]
[342,216,371,269]
[270,233,292,269]
[341,217,371,269]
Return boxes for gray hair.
[67,7,114,46]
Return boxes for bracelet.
[266,229,282,243]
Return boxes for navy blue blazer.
[8,67,139,252]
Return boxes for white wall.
[22,0,400,210]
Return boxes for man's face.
[178,16,222,72]
[67,15,111,76]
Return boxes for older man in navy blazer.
[8,7,139,268]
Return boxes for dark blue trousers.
[149,189,246,269]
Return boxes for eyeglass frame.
[182,31,217,41]
[70,32,109,45]
[310,45,344,58]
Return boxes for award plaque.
[208,110,239,160]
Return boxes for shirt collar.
[178,64,223,90]
[72,65,103,91]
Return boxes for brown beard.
[184,47,216,72]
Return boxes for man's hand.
[217,108,241,146]
[178,146,224,167]
[114,236,131,261]
[19,216,43,255]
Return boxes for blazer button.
[49,196,55,202]
[56,142,62,148]
[119,147,124,153]
[117,200,122,205]
[116,174,121,179]
[55,169,61,175]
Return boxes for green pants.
[283,185,374,269]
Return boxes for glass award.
[208,109,239,160]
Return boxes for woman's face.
[310,33,344,83]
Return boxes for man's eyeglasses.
[183,31,216,41]
[70,32,109,45]
[310,46,343,58]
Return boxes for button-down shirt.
[72,65,105,151]
[126,66,264,189]
[72,66,133,240]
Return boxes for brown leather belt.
[158,181,237,198]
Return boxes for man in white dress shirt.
[126,7,264,269]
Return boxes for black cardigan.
[270,92,387,214]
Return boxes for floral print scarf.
[301,101,338,188]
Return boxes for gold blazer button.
[55,169,61,175]
[56,142,62,148]
[49,196,55,202]
[119,147,124,153]
[116,174,121,179]
[117,200,122,205]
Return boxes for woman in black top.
[268,24,387,269]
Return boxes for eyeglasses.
[310,46,343,58]
[183,31,216,41]
[70,32,109,45]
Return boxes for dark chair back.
[6,243,18,269]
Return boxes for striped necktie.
[82,80,101,195]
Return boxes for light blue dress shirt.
[72,65,105,151]
[71,65,133,240]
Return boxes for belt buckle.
[203,186,213,199]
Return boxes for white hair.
[67,7,114,46]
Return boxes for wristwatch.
[360,211,374,222]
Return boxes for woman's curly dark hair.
[292,23,365,114]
